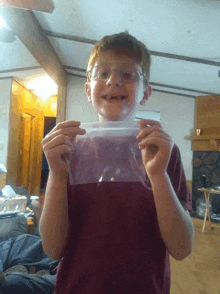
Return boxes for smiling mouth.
[102,95,127,100]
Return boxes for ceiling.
[0,0,220,99]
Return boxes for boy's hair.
[86,31,151,86]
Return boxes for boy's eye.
[99,71,109,78]
[122,72,133,79]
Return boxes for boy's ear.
[145,84,152,98]
[85,82,91,102]
[140,84,152,105]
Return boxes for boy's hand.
[136,120,173,179]
[41,120,86,178]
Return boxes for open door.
[40,116,56,190]
[19,113,36,195]
[8,80,56,196]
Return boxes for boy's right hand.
[41,120,86,178]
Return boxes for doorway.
[40,117,56,191]
[17,112,36,195]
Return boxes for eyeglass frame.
[86,64,148,83]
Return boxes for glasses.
[87,65,146,83]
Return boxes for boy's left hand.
[136,120,173,178]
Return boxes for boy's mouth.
[102,95,127,100]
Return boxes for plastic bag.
[67,120,152,190]
[1,185,17,198]
[0,164,7,175]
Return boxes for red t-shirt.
[54,143,192,294]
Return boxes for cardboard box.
[0,173,7,190]
[0,195,27,213]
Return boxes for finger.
[43,134,74,154]
[49,127,86,141]
[42,126,86,146]
[47,144,73,163]
[47,120,81,136]
[136,126,169,141]
[138,119,161,128]
[138,134,171,148]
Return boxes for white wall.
[0,78,12,167]
[66,75,195,180]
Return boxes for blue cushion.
[0,215,28,243]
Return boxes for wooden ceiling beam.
[1,6,67,86]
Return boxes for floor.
[38,192,220,293]
[170,217,220,294]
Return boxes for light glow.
[26,75,58,102]
[0,15,7,28]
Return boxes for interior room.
[0,0,220,293]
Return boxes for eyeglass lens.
[91,65,141,81]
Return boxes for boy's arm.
[151,172,195,261]
[39,172,69,260]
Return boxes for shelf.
[190,135,220,141]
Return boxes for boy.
[40,31,195,293]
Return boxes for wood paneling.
[192,140,220,151]
[6,80,20,188]
[191,95,220,151]
[28,116,37,195]
[7,80,56,195]
[195,96,220,129]
[199,128,220,136]
[21,113,32,187]
[31,116,44,195]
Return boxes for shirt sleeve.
[167,144,192,211]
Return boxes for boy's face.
[85,50,152,122]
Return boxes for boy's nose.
[106,71,123,86]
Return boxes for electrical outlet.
[0,144,3,150]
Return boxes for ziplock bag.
[67,120,152,190]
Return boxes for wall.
[66,75,195,181]
[0,78,12,167]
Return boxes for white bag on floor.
[2,185,17,198]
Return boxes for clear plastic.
[0,163,7,174]
[68,120,152,190]
[1,185,17,198]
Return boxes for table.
[198,188,220,233]
[27,216,35,234]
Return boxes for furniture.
[0,214,28,243]
[190,95,220,151]
[27,217,35,235]
[0,172,7,190]
[198,188,220,233]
